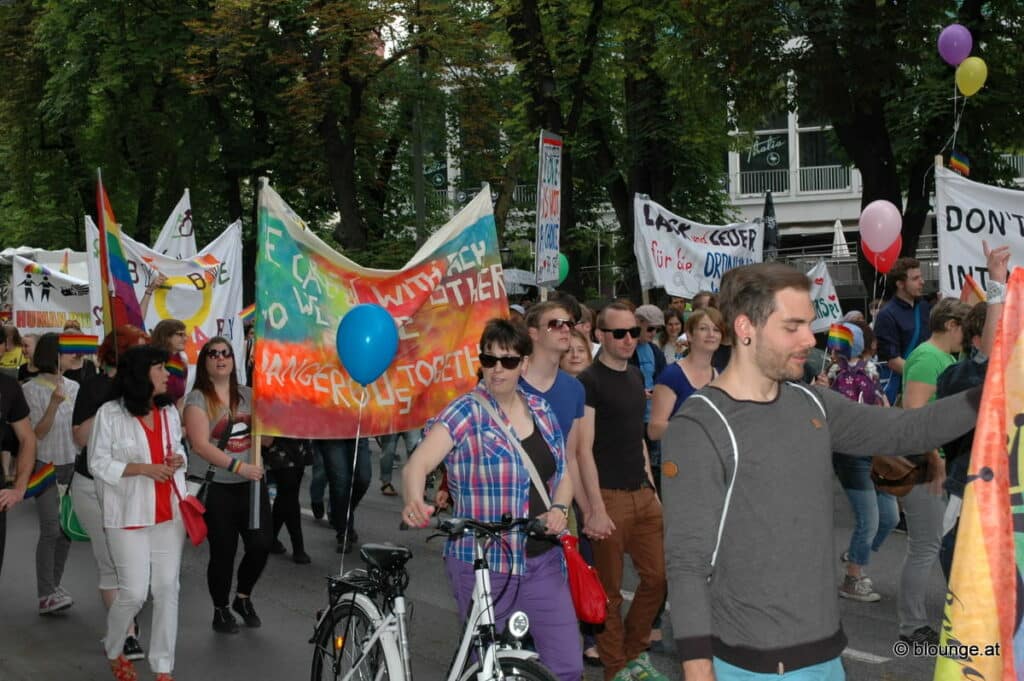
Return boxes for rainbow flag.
[826,323,854,357]
[24,462,56,499]
[240,303,255,324]
[950,151,971,177]
[58,334,99,354]
[165,355,186,379]
[22,262,55,277]
[959,274,987,306]
[96,171,144,333]
[935,269,1023,681]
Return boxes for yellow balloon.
[956,56,988,97]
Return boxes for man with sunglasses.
[578,302,667,681]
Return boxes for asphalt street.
[0,445,948,681]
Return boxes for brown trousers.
[592,486,667,680]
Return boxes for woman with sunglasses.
[88,345,186,681]
[183,337,269,635]
[401,319,583,681]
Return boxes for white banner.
[86,217,245,387]
[806,260,842,333]
[534,131,563,286]
[633,195,762,298]
[153,190,198,259]
[935,166,1024,298]
[11,256,97,335]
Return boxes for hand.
[239,463,263,481]
[148,272,169,292]
[164,454,186,470]
[0,487,26,511]
[401,498,435,528]
[813,372,830,388]
[583,509,616,540]
[143,463,175,482]
[49,385,65,405]
[538,509,567,535]
[983,240,1011,285]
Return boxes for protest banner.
[153,190,198,259]
[11,256,96,334]
[935,268,1023,681]
[806,260,843,333]
[534,131,563,287]
[86,217,245,385]
[935,164,1024,298]
[633,195,762,298]
[253,181,508,439]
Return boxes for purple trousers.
[445,548,583,681]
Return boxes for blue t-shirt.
[655,362,704,417]
[519,371,585,446]
[636,343,656,421]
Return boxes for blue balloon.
[335,304,399,386]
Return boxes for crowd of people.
[0,251,1006,681]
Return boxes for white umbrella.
[831,219,851,258]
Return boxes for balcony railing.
[1001,153,1024,180]
[428,184,539,213]
[733,164,854,197]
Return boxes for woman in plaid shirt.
[402,318,582,681]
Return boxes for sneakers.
[610,668,634,681]
[839,575,881,602]
[292,550,311,564]
[212,606,240,634]
[626,652,669,681]
[311,502,325,520]
[900,625,940,645]
[122,635,145,661]
[38,590,73,615]
[270,539,287,554]
[232,595,261,628]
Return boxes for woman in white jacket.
[89,346,186,681]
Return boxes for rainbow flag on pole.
[59,334,100,355]
[934,269,1023,681]
[240,303,255,324]
[96,170,144,333]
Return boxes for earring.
[742,337,752,346]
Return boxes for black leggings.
[204,481,272,607]
[268,467,305,552]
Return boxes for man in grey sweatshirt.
[662,263,981,680]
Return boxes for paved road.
[0,449,948,680]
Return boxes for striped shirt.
[429,385,565,575]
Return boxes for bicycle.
[309,514,559,681]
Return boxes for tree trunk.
[322,86,368,250]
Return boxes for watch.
[985,280,1006,304]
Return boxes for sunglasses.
[205,349,233,359]
[546,318,575,332]
[600,326,641,340]
[479,353,523,370]
[646,326,664,333]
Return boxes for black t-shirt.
[0,374,31,473]
[17,365,39,383]
[71,374,115,428]
[578,360,647,490]
[521,427,557,557]
[64,359,98,385]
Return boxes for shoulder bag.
[186,411,234,505]
[470,393,608,624]
[870,456,927,497]
[58,475,89,542]
[164,409,207,545]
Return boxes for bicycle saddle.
[360,543,413,572]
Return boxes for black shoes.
[269,539,287,555]
[899,626,940,645]
[232,596,261,628]
[212,606,240,634]
[122,635,145,660]
[336,527,358,554]
[293,550,311,564]
[311,502,325,520]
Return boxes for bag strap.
[160,407,185,498]
[689,394,738,569]
[203,410,234,483]
[470,392,551,508]
[905,301,922,360]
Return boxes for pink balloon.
[938,24,972,67]
[858,200,902,252]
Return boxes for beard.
[754,341,807,382]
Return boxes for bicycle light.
[507,611,530,639]
[334,635,345,651]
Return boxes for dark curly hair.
[112,346,170,416]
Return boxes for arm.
[33,385,65,440]
[182,404,262,481]
[139,272,167,321]
[901,360,945,494]
[563,419,591,516]
[648,384,676,441]
[0,418,37,510]
[72,417,93,449]
[400,424,453,526]
[577,406,615,539]
[887,356,906,376]
[87,407,171,483]
[981,240,1010,358]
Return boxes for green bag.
[58,480,89,542]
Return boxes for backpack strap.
[787,382,827,419]
[689,394,739,569]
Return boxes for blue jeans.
[375,430,421,485]
[714,656,844,680]
[310,447,326,509]
[316,439,371,544]
[833,454,898,566]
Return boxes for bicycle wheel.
[461,655,559,681]
[311,600,390,681]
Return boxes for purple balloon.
[938,24,972,66]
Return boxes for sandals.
[380,482,398,496]
[109,655,137,681]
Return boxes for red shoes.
[155,674,175,681]
[109,655,137,681]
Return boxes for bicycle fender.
[457,649,541,681]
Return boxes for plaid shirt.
[429,384,565,575]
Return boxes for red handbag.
[560,534,608,624]
[163,409,208,546]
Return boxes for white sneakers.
[38,588,74,615]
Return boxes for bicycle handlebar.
[399,514,548,537]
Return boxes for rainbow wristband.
[228,458,243,474]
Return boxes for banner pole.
[249,413,262,530]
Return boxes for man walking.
[663,263,981,680]
[578,302,667,681]
[874,258,930,404]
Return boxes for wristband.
[551,503,569,518]
[228,458,243,474]
[986,280,1006,304]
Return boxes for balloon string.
[337,388,369,577]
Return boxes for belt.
[604,479,651,492]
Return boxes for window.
[798,130,849,191]
[739,133,789,194]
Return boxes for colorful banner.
[534,131,563,287]
[96,174,145,332]
[935,268,1023,681]
[254,181,508,439]
[86,218,245,386]
[11,256,96,334]
[806,260,842,334]
[153,189,198,260]
[633,195,762,298]
[935,165,1024,299]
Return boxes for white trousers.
[104,510,185,674]
[70,475,118,590]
